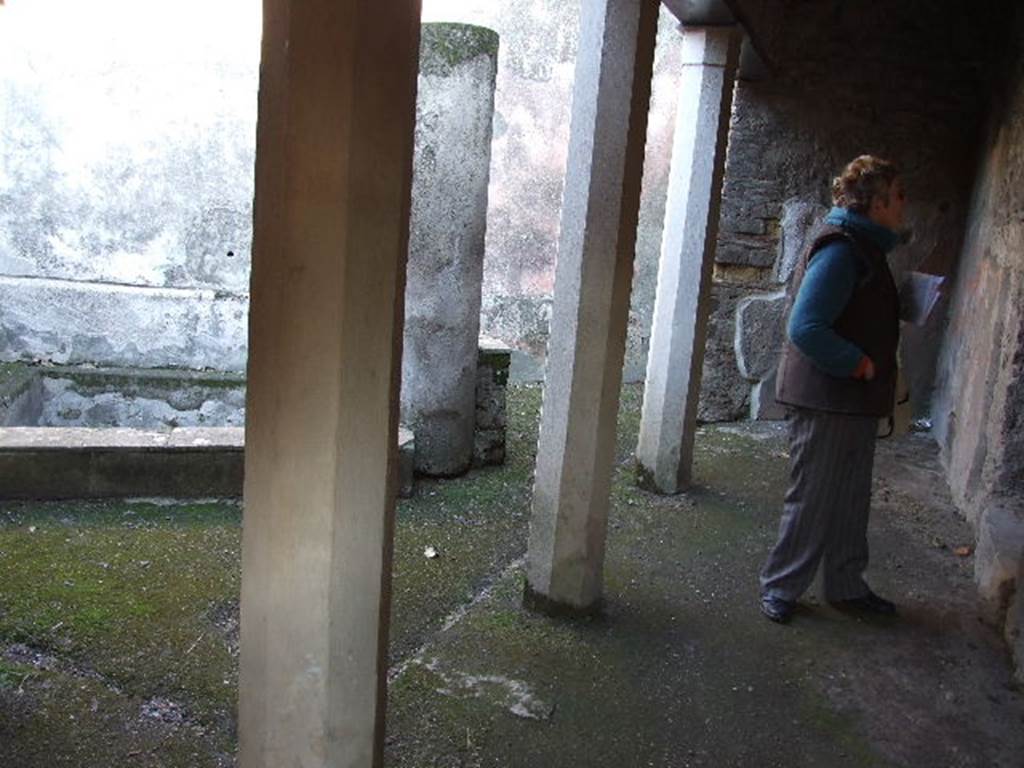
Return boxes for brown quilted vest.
[775,223,900,418]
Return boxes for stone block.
[473,430,506,467]
[974,498,1024,615]
[0,276,249,371]
[476,338,511,426]
[473,338,510,468]
[750,368,787,421]
[720,214,768,237]
[398,427,415,498]
[697,286,751,423]
[37,368,246,429]
[719,178,779,230]
[735,291,787,381]
[0,364,43,426]
[1007,557,1024,686]
[715,234,776,268]
[775,199,828,285]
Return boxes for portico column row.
[238,2,421,767]
[636,26,741,495]
[524,0,660,615]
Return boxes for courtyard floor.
[1,384,1022,767]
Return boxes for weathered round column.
[402,23,499,477]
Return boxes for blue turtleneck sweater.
[787,207,901,378]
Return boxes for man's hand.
[853,356,876,381]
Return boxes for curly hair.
[832,155,901,213]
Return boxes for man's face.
[869,177,907,231]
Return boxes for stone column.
[635,26,741,495]
[237,2,419,767]
[401,23,499,477]
[524,0,659,615]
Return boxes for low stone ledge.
[0,426,245,451]
[0,426,416,500]
[0,426,244,500]
[0,276,249,371]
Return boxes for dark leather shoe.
[760,594,795,623]
[831,590,897,616]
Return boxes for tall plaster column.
[237,2,420,767]
[402,23,499,477]
[524,0,659,615]
[635,26,741,495]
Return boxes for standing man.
[760,155,906,624]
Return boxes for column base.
[522,580,603,619]
[634,459,691,496]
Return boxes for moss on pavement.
[2,384,1023,767]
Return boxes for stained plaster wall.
[930,5,1024,638]
[0,2,514,377]
[0,0,259,371]
[0,0,775,421]
[0,0,679,388]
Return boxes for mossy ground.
[0,501,241,766]
[2,383,1023,767]
[0,384,541,766]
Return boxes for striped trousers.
[760,407,877,603]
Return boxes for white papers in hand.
[900,272,945,326]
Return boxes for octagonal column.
[238,2,420,767]
[636,26,741,495]
[524,0,659,615]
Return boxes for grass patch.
[0,659,34,690]
[0,501,242,716]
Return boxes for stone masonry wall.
[701,0,1000,422]
[932,4,1024,517]
[929,4,1024,669]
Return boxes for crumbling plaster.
[0,0,258,370]
[402,23,499,477]
[0,1,259,294]
[931,5,1024,654]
